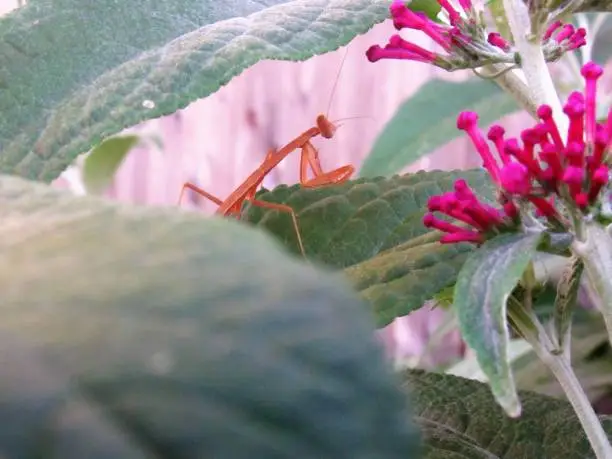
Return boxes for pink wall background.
[6,0,589,368]
[91,22,539,368]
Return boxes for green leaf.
[359,78,520,177]
[487,0,511,41]
[345,238,475,328]
[454,232,545,418]
[408,0,442,20]
[241,169,495,327]
[1,0,390,182]
[0,174,421,458]
[243,169,494,268]
[82,135,140,195]
[403,369,612,458]
[432,284,455,308]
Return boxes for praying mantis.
[178,50,361,257]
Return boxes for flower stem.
[539,352,612,459]
[509,301,612,459]
[483,64,539,118]
[502,0,568,134]
[572,222,612,343]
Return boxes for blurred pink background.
[6,0,603,369]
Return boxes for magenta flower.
[423,180,518,244]
[543,21,587,56]
[424,61,611,244]
[366,0,586,71]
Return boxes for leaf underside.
[454,232,545,417]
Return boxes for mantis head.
[316,114,337,139]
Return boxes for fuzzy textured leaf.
[242,169,495,327]
[346,238,475,327]
[243,169,494,267]
[1,0,389,182]
[0,175,420,458]
[454,232,545,418]
[404,369,612,458]
[359,78,519,177]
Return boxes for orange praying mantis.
[177,50,363,257]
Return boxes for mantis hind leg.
[178,182,224,207]
[246,199,306,258]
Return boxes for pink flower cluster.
[366,0,475,70]
[424,179,518,244]
[366,0,585,70]
[425,62,612,244]
[542,20,587,55]
[488,21,585,56]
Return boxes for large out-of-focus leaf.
[404,369,612,458]
[359,79,519,178]
[0,0,389,182]
[454,232,545,417]
[0,174,421,458]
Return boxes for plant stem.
[484,64,539,119]
[510,303,612,459]
[540,353,612,459]
[572,222,612,342]
[503,0,568,134]
[499,3,611,455]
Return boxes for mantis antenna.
[325,46,350,120]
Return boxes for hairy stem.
[540,353,612,459]
[510,301,612,459]
[483,64,539,119]
[503,0,568,133]
[572,222,612,343]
